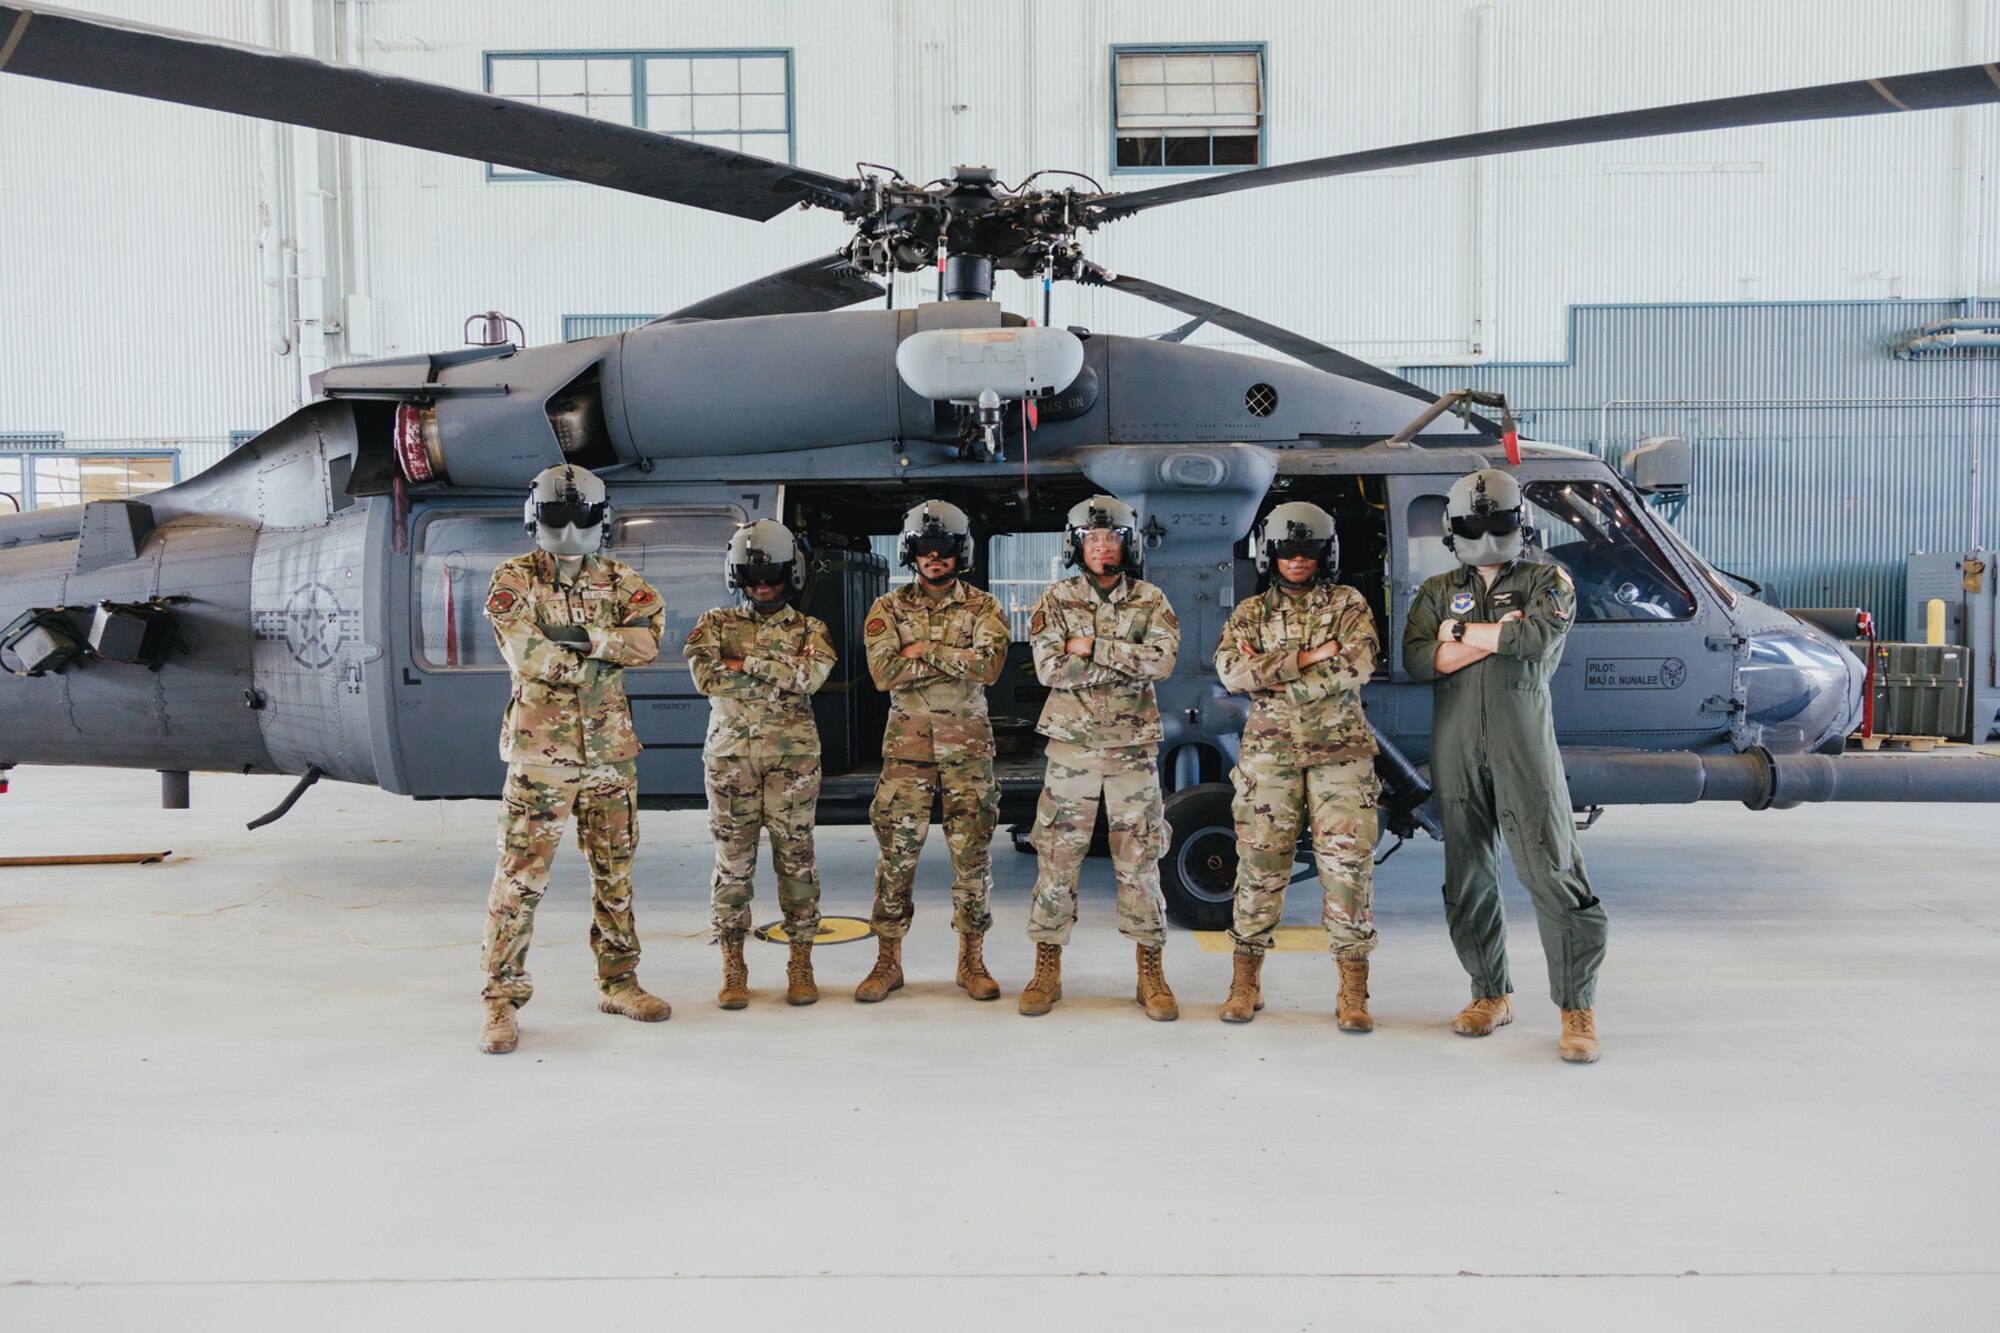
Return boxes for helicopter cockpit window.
[1520,481,1696,621]
[414,507,741,670]
[1402,482,1696,623]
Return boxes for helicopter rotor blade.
[1086,267,1498,434]
[660,254,887,322]
[1096,62,2000,219]
[0,2,857,220]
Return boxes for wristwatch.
[1450,620,1468,643]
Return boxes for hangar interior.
[2,0,1999,1326]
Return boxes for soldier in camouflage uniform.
[1402,468,1609,1063]
[856,500,1011,1004]
[686,518,836,1009]
[1213,501,1382,1030]
[1019,495,1182,1021]
[478,465,672,1056]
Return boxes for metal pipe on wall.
[253,0,292,360]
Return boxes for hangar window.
[414,506,742,671]
[0,440,176,511]
[485,50,793,179]
[1113,45,1265,172]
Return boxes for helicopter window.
[0,458,21,513]
[413,506,741,671]
[1113,47,1264,171]
[1520,481,1697,622]
[486,52,793,177]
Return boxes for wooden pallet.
[1851,733,1942,752]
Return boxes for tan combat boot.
[854,936,904,1003]
[1018,942,1063,1016]
[1559,1008,1602,1063]
[785,938,819,1006]
[600,984,672,1022]
[956,932,1001,1001]
[478,1000,518,1054]
[1218,950,1264,1023]
[1135,944,1179,1022]
[717,938,750,1010]
[1452,994,1514,1036]
[1335,958,1373,1033]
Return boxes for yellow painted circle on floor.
[753,916,874,945]
[1193,926,1328,953]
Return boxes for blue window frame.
[1111,44,1266,174]
[484,49,795,181]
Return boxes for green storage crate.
[1843,641,1969,738]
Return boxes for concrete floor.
[2,763,1997,1331]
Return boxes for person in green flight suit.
[1402,468,1608,1063]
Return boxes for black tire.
[1159,782,1238,932]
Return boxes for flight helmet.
[1443,468,1526,567]
[524,464,610,557]
[725,518,803,592]
[1253,500,1339,587]
[1063,494,1142,574]
[899,499,974,574]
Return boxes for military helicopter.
[4,3,2000,928]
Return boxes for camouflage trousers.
[869,755,1000,939]
[1226,751,1380,958]
[706,750,822,944]
[1026,739,1171,948]
[482,759,642,1007]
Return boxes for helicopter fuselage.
[0,301,1861,821]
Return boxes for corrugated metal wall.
[1403,299,2000,629]
[2,0,1996,487]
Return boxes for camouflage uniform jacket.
[863,579,1011,761]
[1214,582,1380,766]
[685,601,836,757]
[1027,573,1180,748]
[485,548,665,766]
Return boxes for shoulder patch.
[686,623,705,646]
[1030,610,1046,636]
[628,586,656,608]
[1160,607,1179,629]
[486,586,521,617]
[865,616,887,636]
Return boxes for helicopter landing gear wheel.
[1160,783,1238,932]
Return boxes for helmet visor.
[1270,538,1326,562]
[537,500,608,530]
[737,563,789,588]
[1449,509,1521,541]
[907,535,961,560]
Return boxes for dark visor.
[738,563,788,586]
[909,535,960,558]
[1449,510,1521,540]
[538,500,608,529]
[1271,538,1325,561]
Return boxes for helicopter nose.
[1741,624,1865,752]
